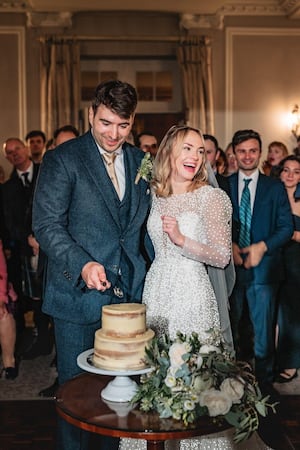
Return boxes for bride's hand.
[161,215,185,247]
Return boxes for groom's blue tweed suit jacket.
[32,131,152,325]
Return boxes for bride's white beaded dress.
[119,186,271,450]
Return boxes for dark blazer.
[33,131,152,325]
[1,163,40,254]
[215,172,231,197]
[228,171,293,284]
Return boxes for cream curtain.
[40,38,81,140]
[177,36,214,134]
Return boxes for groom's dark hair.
[92,80,137,119]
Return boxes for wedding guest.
[275,155,300,383]
[136,131,158,156]
[262,141,288,178]
[216,148,228,175]
[203,134,230,195]
[225,142,238,176]
[25,130,46,163]
[53,125,80,147]
[228,129,293,387]
[2,137,41,342]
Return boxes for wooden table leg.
[147,441,164,450]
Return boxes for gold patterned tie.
[102,152,120,197]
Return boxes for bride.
[119,125,271,450]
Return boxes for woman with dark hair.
[275,155,300,383]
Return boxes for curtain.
[177,36,214,134]
[40,38,80,140]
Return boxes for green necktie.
[239,178,252,248]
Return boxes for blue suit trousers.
[229,282,279,383]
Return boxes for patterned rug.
[0,349,57,400]
[273,369,300,396]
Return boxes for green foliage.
[132,331,277,443]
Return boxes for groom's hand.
[81,262,111,291]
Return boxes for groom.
[33,80,153,450]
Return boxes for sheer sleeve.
[181,188,232,268]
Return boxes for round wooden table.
[56,372,230,450]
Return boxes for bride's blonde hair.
[152,125,208,197]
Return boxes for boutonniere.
[135,152,153,184]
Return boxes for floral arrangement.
[132,331,277,443]
[135,152,153,184]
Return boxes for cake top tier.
[102,303,146,316]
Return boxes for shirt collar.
[238,168,259,184]
[17,161,34,181]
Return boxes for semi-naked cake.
[93,303,154,371]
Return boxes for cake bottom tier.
[93,328,155,371]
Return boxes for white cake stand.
[77,349,152,403]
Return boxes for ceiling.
[1,0,300,18]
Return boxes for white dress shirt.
[17,162,34,185]
[94,140,126,200]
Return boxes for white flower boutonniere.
[135,152,153,184]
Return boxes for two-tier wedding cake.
[93,303,154,371]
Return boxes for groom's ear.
[88,106,94,128]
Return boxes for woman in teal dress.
[276,155,300,383]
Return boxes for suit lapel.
[252,173,265,227]
[77,132,121,227]
[122,145,144,231]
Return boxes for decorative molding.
[26,12,72,28]
[180,13,224,30]
[180,3,287,31]
[220,3,283,16]
[0,1,28,11]
[279,0,300,18]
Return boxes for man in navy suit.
[228,129,293,386]
[33,80,153,450]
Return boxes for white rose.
[169,342,190,368]
[220,378,244,404]
[199,389,232,417]
[199,344,221,354]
